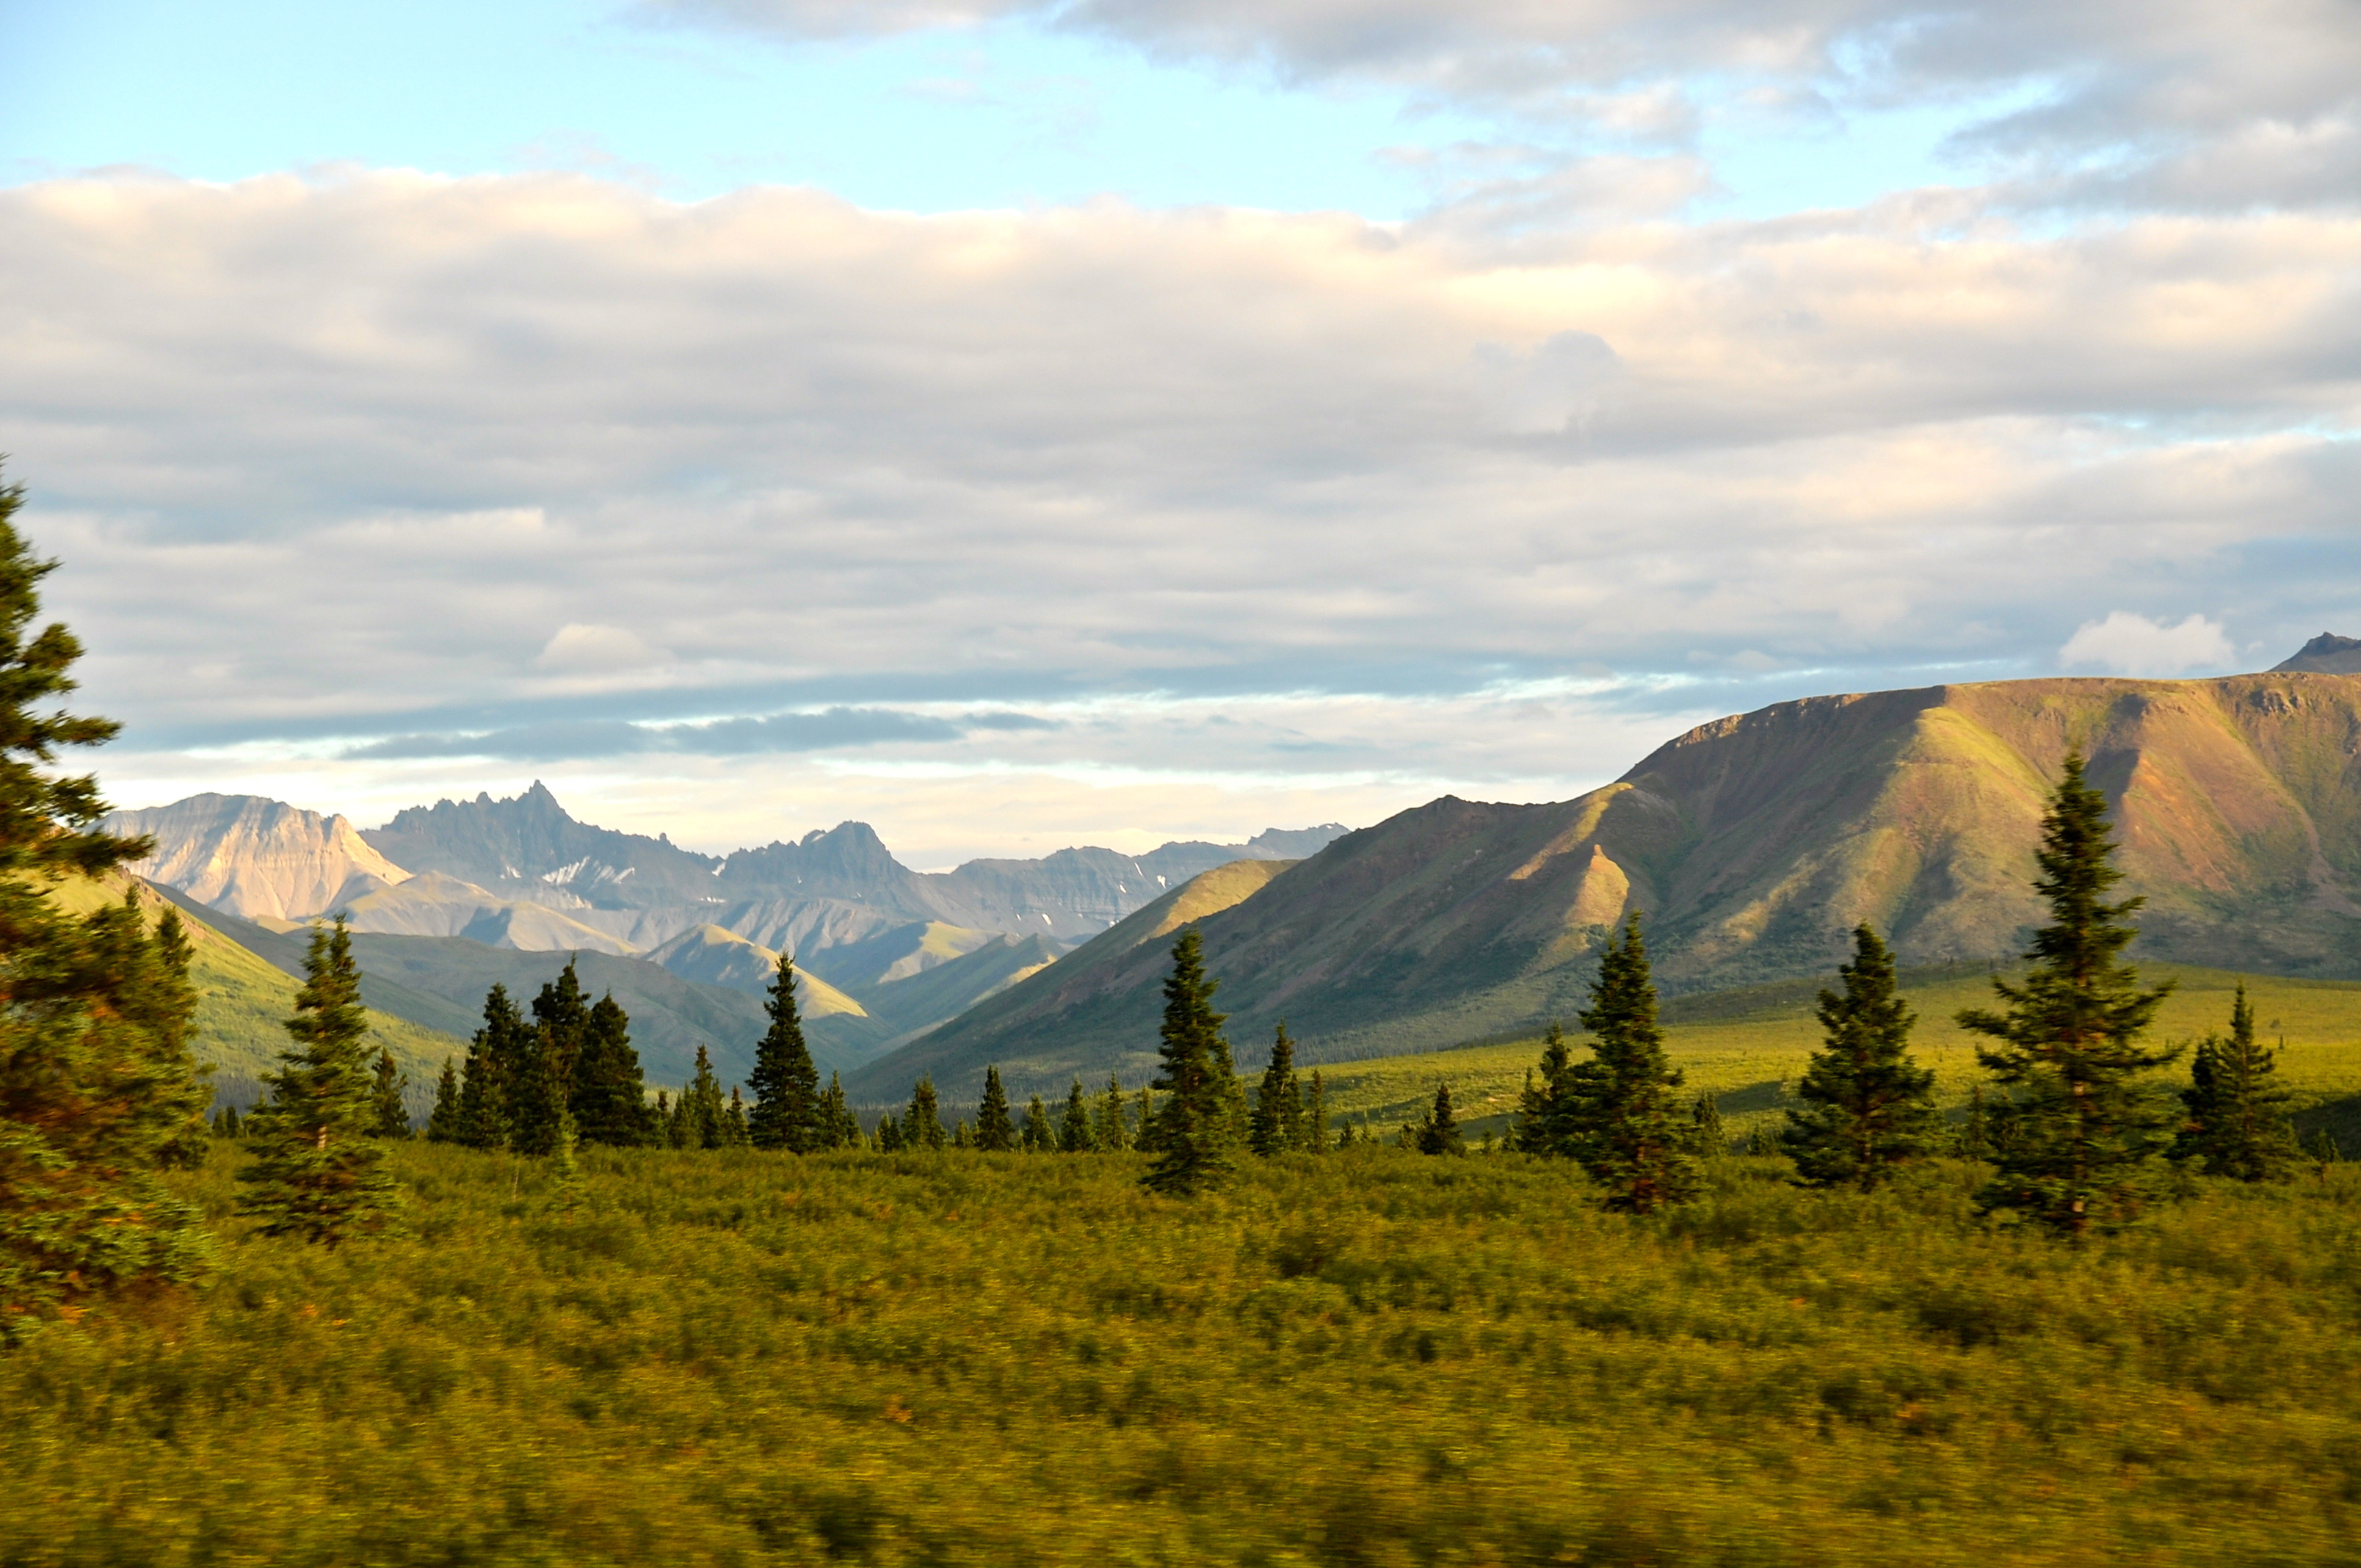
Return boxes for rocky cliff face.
[104,794,411,921]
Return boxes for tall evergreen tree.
[0,471,212,1332]
[1248,1022,1305,1155]
[875,1110,904,1153]
[571,992,653,1146]
[747,950,823,1152]
[724,1086,751,1146]
[1304,1069,1328,1153]
[1562,915,1699,1212]
[976,1067,1018,1152]
[1059,1078,1092,1152]
[904,1076,946,1150]
[1512,1023,1578,1155]
[237,918,399,1245]
[1958,752,2177,1235]
[425,1058,462,1143]
[508,962,590,1156]
[1142,929,1239,1196]
[1781,923,1940,1189]
[1414,1082,1464,1155]
[1021,1094,1054,1151]
[455,984,526,1150]
[678,1046,728,1150]
[2172,984,2296,1182]
[1092,1076,1130,1152]
[821,1072,860,1149]
[369,1049,411,1139]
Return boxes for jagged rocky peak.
[101,793,411,922]
[2273,634,2361,675]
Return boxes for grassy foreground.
[5,1144,2360,1566]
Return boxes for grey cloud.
[4,173,2356,805]
[350,707,967,761]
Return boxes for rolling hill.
[857,667,2361,1100]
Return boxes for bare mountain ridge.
[360,783,1342,949]
[866,667,2361,1100]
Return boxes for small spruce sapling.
[1782,923,1940,1190]
[369,1049,411,1139]
[2172,984,2296,1182]
[1414,1082,1464,1155]
[425,1058,461,1142]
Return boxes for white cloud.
[533,623,668,672]
[2059,611,2236,675]
[4,172,2355,852]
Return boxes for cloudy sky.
[4,0,2357,868]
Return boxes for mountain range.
[104,788,1346,1092]
[863,666,2361,1100]
[109,651,2361,1115]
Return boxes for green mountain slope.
[861,670,2361,1100]
[54,876,466,1114]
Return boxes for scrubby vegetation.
[4,1142,2360,1565]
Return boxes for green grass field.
[4,1142,2357,1566]
[1314,963,2361,1143]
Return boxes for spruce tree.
[725,1086,751,1146]
[1512,1023,1578,1155]
[876,1110,904,1153]
[1142,929,1238,1196]
[1059,1077,1092,1152]
[1958,752,2177,1235]
[237,918,399,1245]
[509,963,590,1156]
[951,1118,973,1149]
[455,984,526,1150]
[1248,1022,1304,1156]
[369,1048,411,1139]
[507,1026,568,1157]
[1092,1076,1129,1152]
[1021,1094,1053,1151]
[1562,915,1699,1212]
[679,1046,728,1150]
[0,472,213,1332]
[905,1077,946,1150]
[747,950,823,1152]
[976,1067,1017,1152]
[821,1072,860,1149]
[1781,923,1940,1190]
[425,1058,461,1142]
[2172,984,2296,1182]
[572,992,653,1146]
[1304,1069,1328,1153]
[1691,1092,1727,1156]
[1414,1082,1464,1155]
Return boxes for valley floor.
[5,1144,2359,1565]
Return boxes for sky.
[3,0,2357,868]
